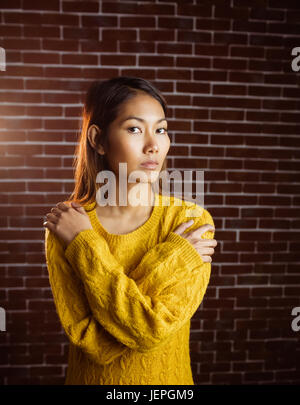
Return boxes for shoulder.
[44,226,66,255]
[159,193,214,236]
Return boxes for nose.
[144,142,158,155]
[143,130,159,154]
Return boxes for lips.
[140,161,159,169]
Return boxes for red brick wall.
[0,0,300,385]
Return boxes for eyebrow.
[121,116,167,124]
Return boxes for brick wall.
[0,0,300,385]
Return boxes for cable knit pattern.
[44,192,215,385]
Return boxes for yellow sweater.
[44,192,215,385]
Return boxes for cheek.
[110,137,135,155]
[125,137,145,154]
[159,136,170,153]
[112,139,140,166]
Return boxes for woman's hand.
[43,201,93,247]
[173,220,217,263]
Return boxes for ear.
[87,125,105,155]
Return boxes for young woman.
[43,76,217,385]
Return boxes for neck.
[96,182,155,218]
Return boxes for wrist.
[66,226,93,247]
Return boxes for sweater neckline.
[87,192,163,243]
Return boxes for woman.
[43,76,217,385]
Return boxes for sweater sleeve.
[63,206,215,354]
[44,227,128,366]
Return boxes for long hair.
[65,76,169,207]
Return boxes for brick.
[219,287,250,298]
[252,287,283,297]
[225,219,256,228]
[102,29,137,41]
[158,69,191,80]
[213,57,247,70]
[211,110,244,120]
[30,366,62,376]
[231,45,264,58]
[240,231,272,241]
[62,1,98,13]
[63,27,98,40]
[0,79,24,90]
[121,42,155,54]
[196,44,229,56]
[157,43,192,54]
[2,38,41,50]
[223,242,255,252]
[286,10,300,22]
[191,146,224,157]
[227,171,260,181]
[213,84,247,95]
[250,6,284,21]
[215,32,247,44]
[244,160,277,171]
[42,39,77,53]
[249,85,281,97]
[23,26,60,38]
[44,119,80,130]
[210,159,243,169]
[196,19,230,31]
[211,372,243,384]
[215,5,249,19]
[23,0,59,11]
[175,108,208,120]
[82,15,118,27]
[178,30,211,43]
[0,0,21,9]
[102,54,136,66]
[178,4,212,17]
[103,1,174,15]
[62,53,98,65]
[194,70,227,81]
[23,53,60,64]
[139,55,173,67]
[81,40,117,52]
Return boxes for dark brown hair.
[65,76,169,207]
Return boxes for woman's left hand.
[43,201,93,247]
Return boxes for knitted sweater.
[44,192,215,385]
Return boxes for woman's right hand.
[173,220,217,263]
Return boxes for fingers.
[50,207,62,217]
[186,224,215,240]
[201,256,212,263]
[195,239,217,246]
[197,224,215,237]
[173,219,194,235]
[46,213,59,224]
[43,201,70,230]
[50,202,70,217]
[197,247,215,255]
[43,219,56,232]
[57,201,70,211]
[71,201,86,215]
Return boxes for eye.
[127,127,168,134]
[127,127,141,134]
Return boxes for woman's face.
[104,92,170,188]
